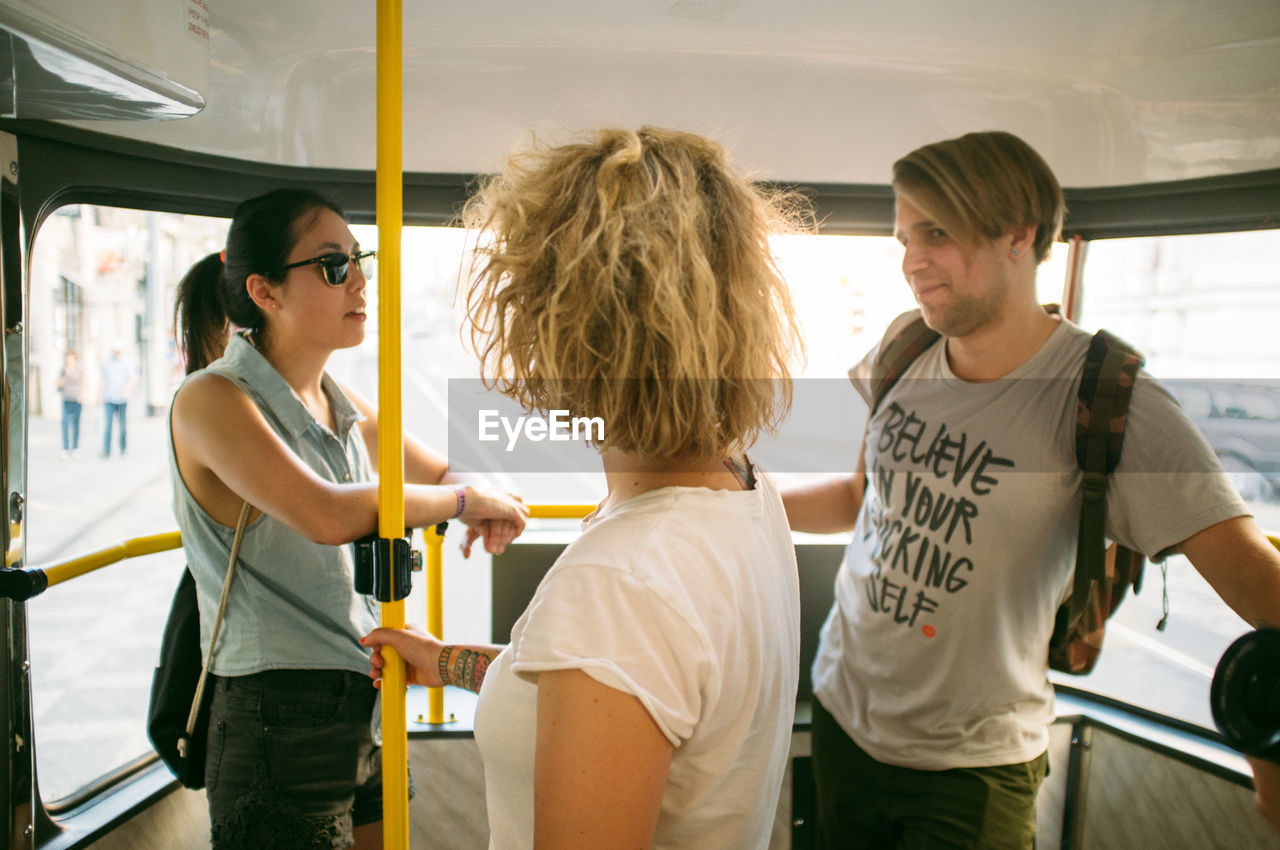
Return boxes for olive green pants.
[812,697,1048,849]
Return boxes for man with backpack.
[782,130,1280,849]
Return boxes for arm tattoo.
[438,646,497,693]
[472,653,491,691]
[437,645,453,687]
[453,648,468,688]
[462,649,477,685]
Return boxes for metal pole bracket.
[353,532,418,602]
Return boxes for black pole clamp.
[353,531,423,602]
[0,567,48,601]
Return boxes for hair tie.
[219,249,226,263]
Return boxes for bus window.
[26,205,226,802]
[1065,228,1280,729]
[17,210,1089,800]
[771,233,915,377]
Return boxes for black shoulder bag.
[147,502,250,788]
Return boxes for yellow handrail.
[425,524,445,723]
[38,531,183,587]
[528,504,596,519]
[418,505,595,721]
[375,0,409,845]
[27,508,594,588]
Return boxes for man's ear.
[245,273,279,312]
[1009,225,1036,258]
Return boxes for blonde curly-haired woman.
[365,126,811,849]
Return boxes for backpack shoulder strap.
[869,313,940,415]
[1072,329,1145,620]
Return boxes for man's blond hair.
[893,131,1065,262]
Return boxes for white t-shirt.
[812,312,1248,771]
[474,472,800,849]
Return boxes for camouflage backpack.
[868,308,1147,675]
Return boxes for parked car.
[1166,380,1280,502]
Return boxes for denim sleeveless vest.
[169,333,377,676]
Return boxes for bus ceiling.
[0,0,1277,238]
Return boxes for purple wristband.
[452,487,466,518]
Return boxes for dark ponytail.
[174,252,228,374]
[173,188,344,374]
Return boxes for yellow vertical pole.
[425,525,445,723]
[375,1,409,847]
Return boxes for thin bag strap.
[181,501,251,748]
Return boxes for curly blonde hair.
[463,126,810,461]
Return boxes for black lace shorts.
[204,669,406,849]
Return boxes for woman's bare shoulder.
[172,371,254,425]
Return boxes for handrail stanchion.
[426,523,445,724]
[375,0,409,847]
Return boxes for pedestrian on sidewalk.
[100,340,136,457]
[57,348,83,458]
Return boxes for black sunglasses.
[280,250,376,286]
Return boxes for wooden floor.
[409,737,489,850]
[84,719,1278,849]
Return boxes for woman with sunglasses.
[364,127,808,848]
[170,187,527,849]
